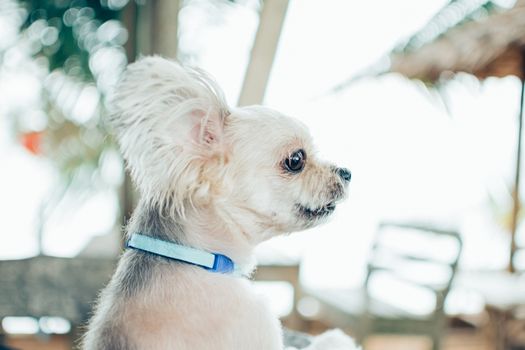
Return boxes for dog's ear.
[108,56,230,215]
[189,107,227,152]
[110,56,229,154]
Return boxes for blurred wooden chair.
[303,222,462,350]
[455,269,525,350]
[253,246,303,330]
[0,255,116,344]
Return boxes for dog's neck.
[127,200,256,273]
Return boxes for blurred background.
[1,0,525,349]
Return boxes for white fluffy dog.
[82,56,357,350]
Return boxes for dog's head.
[110,57,350,244]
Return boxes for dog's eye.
[284,149,306,173]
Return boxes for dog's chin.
[296,201,337,226]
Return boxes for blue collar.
[127,233,242,276]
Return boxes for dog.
[82,56,357,350]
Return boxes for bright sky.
[182,0,519,279]
[180,1,522,317]
[1,0,522,316]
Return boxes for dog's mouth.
[296,201,337,220]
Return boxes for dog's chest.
[123,266,283,349]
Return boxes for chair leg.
[356,314,371,347]
[355,332,365,348]
[431,333,442,350]
[0,320,5,345]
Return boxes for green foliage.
[398,0,504,54]
[19,0,124,81]
[0,0,133,227]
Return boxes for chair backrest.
[513,246,525,272]
[0,256,116,325]
[364,222,462,317]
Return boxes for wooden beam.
[238,0,289,106]
[151,0,180,59]
[136,0,179,58]
[509,68,525,273]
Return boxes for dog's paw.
[304,329,360,350]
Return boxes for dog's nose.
[337,167,352,183]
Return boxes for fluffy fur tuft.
[109,56,230,218]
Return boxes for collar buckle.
[208,253,235,274]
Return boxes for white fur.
[84,56,356,350]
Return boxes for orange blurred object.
[20,131,43,155]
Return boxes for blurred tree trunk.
[137,0,179,58]
[509,76,525,273]
[119,1,139,232]
[151,0,179,58]
[118,0,180,232]
[238,0,289,106]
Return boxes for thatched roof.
[390,0,525,82]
